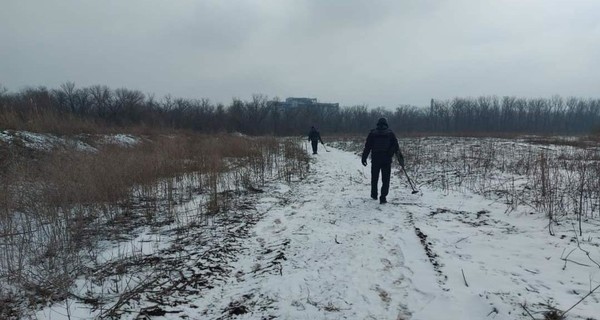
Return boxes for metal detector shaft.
[401,166,419,194]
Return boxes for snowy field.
[32,139,600,320]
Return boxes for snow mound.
[16,131,63,150]
[100,134,140,147]
[0,131,13,143]
[0,131,143,151]
[0,131,98,152]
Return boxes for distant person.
[308,126,324,154]
[361,118,404,204]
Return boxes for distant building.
[268,97,339,109]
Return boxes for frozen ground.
[0,130,140,152]
[36,146,600,319]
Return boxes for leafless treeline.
[428,96,600,134]
[2,83,600,135]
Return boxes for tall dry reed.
[0,133,309,318]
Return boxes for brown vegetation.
[330,135,600,226]
[0,131,309,318]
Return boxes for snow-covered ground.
[0,130,141,152]
[36,145,600,319]
[99,133,141,147]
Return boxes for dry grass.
[0,131,309,317]
[0,106,101,135]
[0,104,173,136]
[413,137,600,229]
[330,135,600,225]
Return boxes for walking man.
[308,126,323,154]
[361,118,404,204]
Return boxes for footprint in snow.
[381,258,393,271]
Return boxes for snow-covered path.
[191,146,599,320]
[192,146,433,319]
[31,143,600,319]
[32,145,600,319]
[241,148,437,319]
[191,147,521,319]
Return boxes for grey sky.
[1,0,599,107]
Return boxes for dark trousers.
[311,140,318,154]
[371,158,392,198]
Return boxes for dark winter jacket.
[308,127,323,143]
[362,119,403,164]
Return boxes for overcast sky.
[1,0,600,107]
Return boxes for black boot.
[371,194,378,200]
[379,196,387,204]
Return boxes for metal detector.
[401,166,419,194]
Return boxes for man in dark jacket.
[308,126,323,154]
[361,118,404,204]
